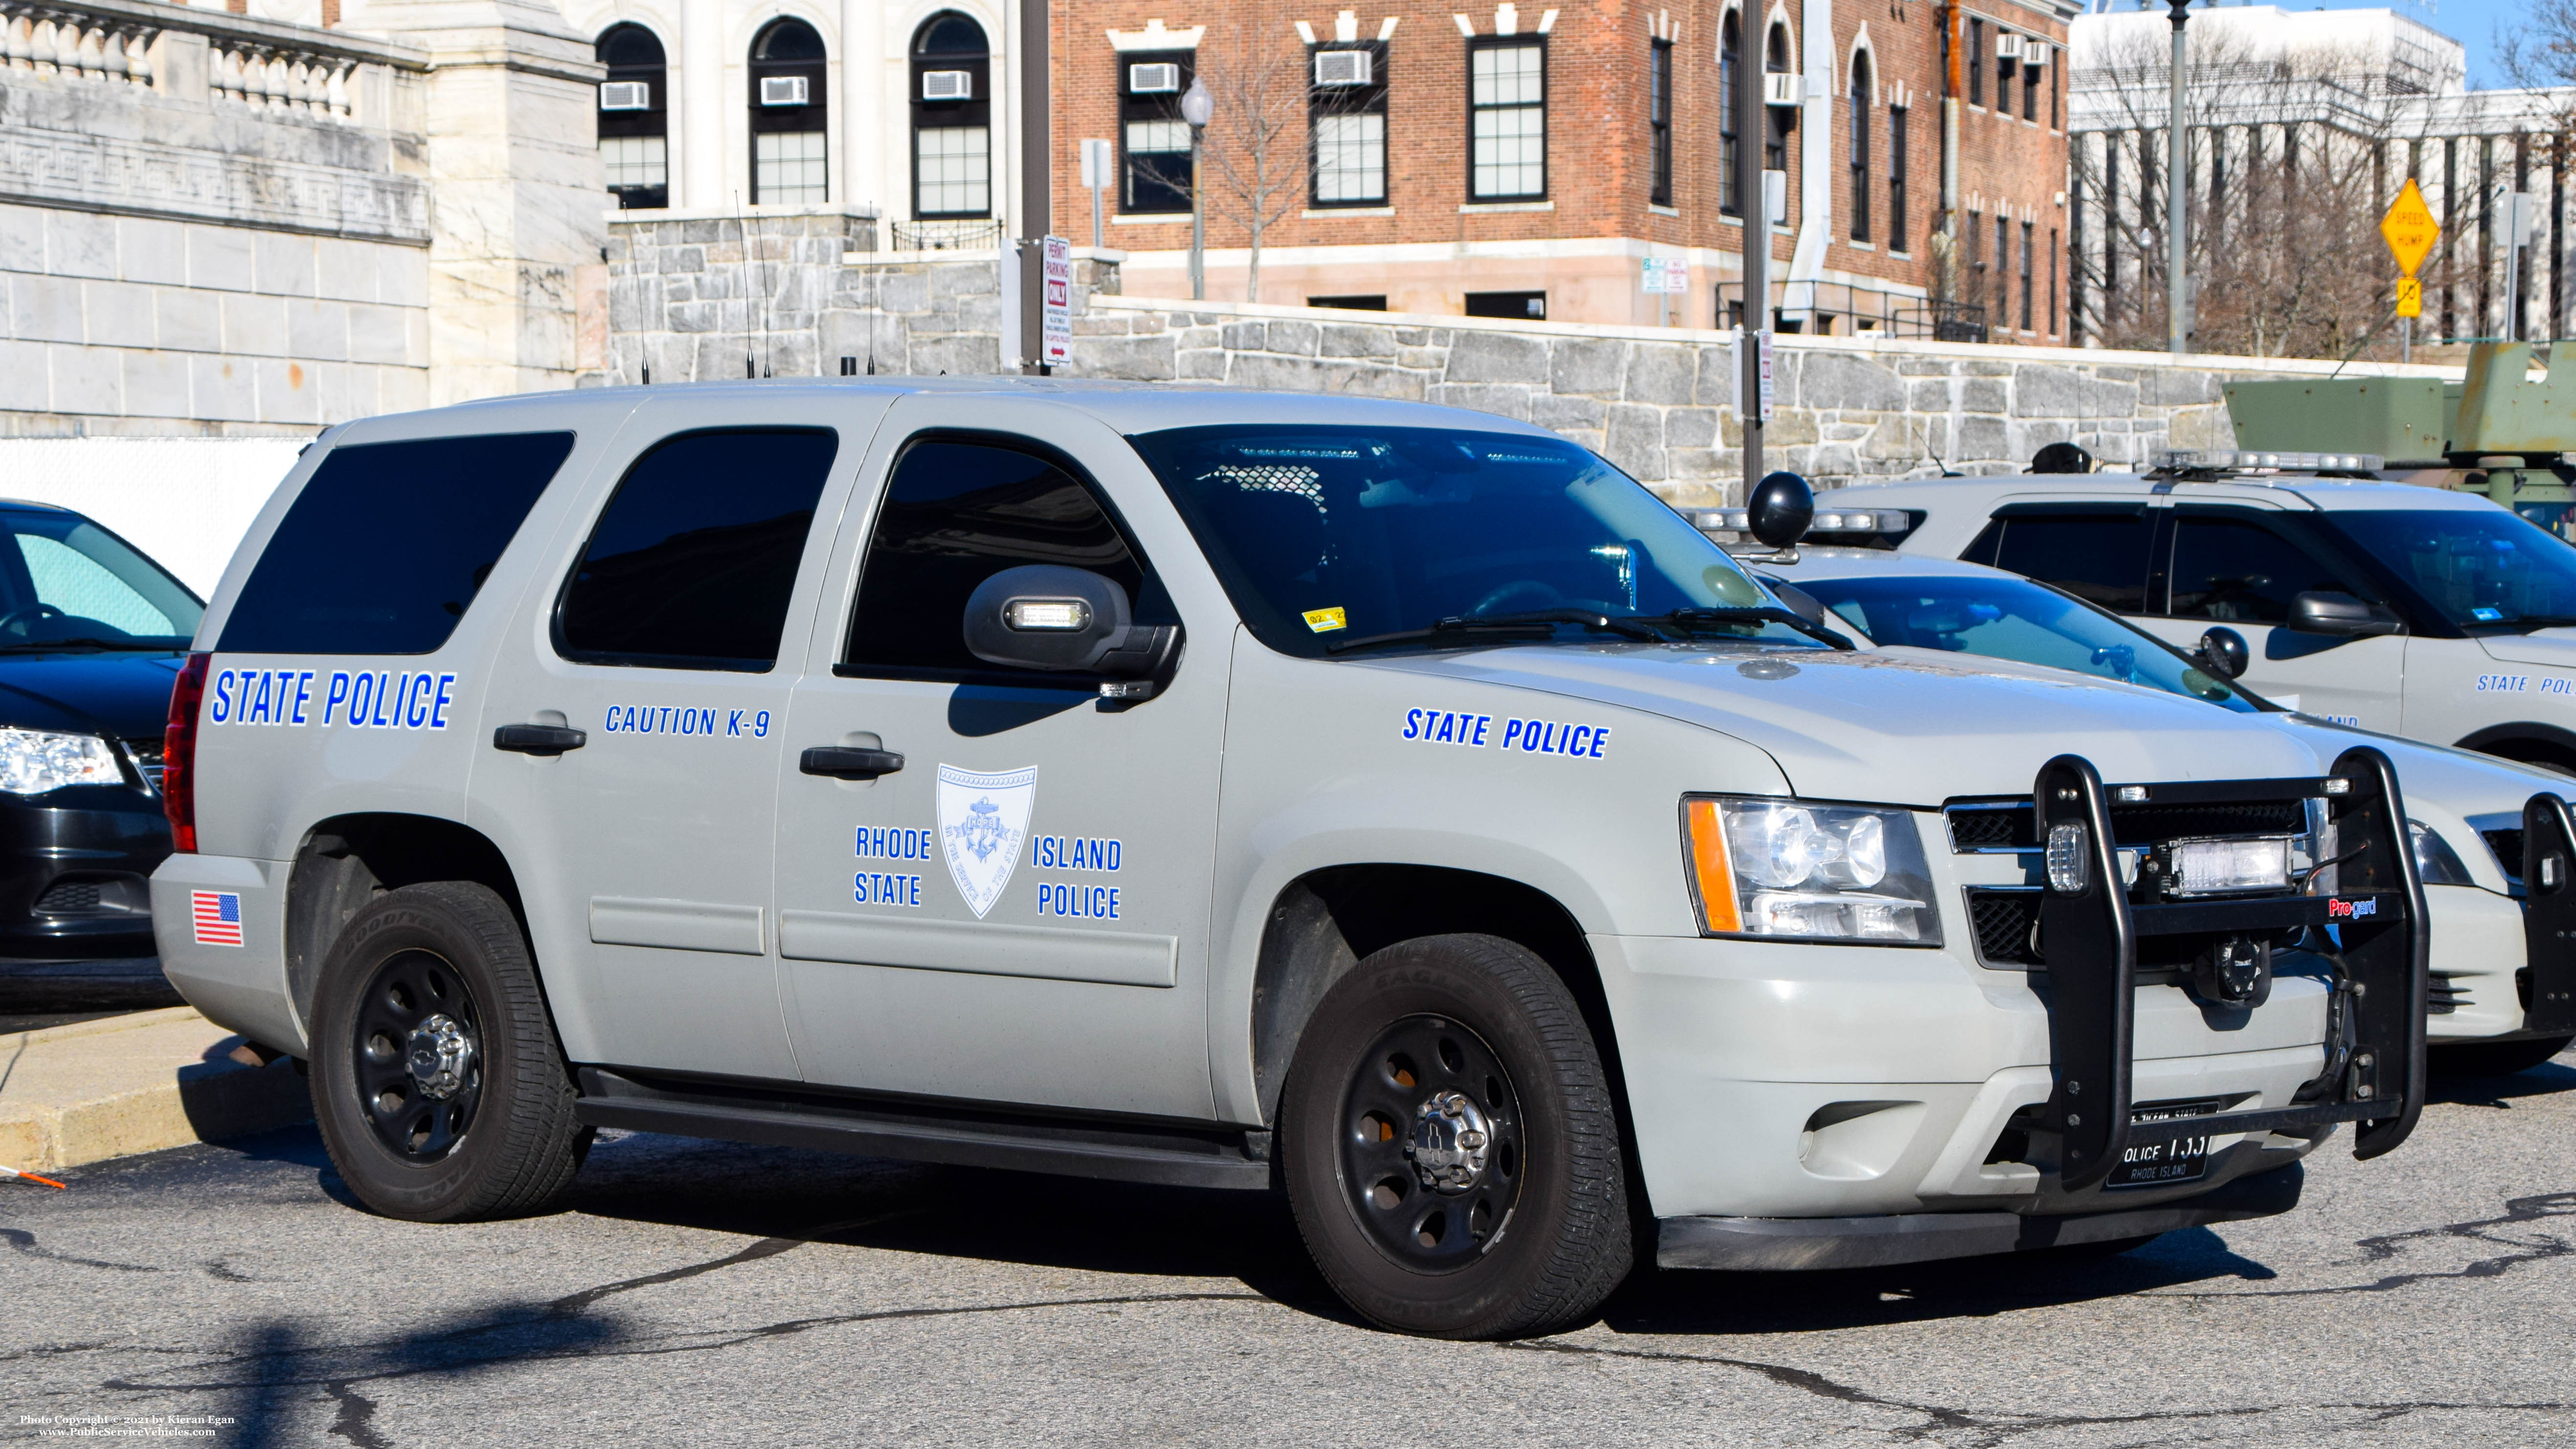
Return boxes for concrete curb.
[0,1006,312,1172]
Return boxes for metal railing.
[1718,280,1983,341]
[0,0,426,123]
[888,219,1004,252]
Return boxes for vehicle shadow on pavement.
[1597,1226,2274,1338]
[2426,1061,2576,1109]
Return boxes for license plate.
[2106,1099,2223,1189]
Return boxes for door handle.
[801,746,905,780]
[493,724,587,756]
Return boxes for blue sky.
[2200,0,2528,87]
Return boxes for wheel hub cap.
[406,1013,475,1101]
[1406,1090,1493,1193]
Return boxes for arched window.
[596,23,668,210]
[1848,50,1871,243]
[911,13,991,218]
[1718,12,1739,216]
[1765,21,1792,181]
[750,18,828,205]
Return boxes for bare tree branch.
[1194,29,1308,302]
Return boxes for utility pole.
[1017,0,1050,373]
[2166,0,2191,357]
[1737,19,1767,490]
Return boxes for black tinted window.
[556,428,838,671]
[2169,515,2363,623]
[842,438,1158,677]
[219,432,572,655]
[1972,512,2151,612]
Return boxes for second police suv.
[155,383,2432,1339]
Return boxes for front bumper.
[0,781,170,958]
[1659,1162,2303,1271]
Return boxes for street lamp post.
[1181,77,1212,301]
[2166,0,2191,357]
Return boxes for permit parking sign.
[1641,257,1688,294]
[1042,235,1072,365]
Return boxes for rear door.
[767,395,1233,1119]
[468,393,882,1080]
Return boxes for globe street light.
[1181,77,1212,301]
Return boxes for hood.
[1368,641,2328,805]
[2260,714,2572,820]
[0,652,186,741]
[2476,628,2576,669]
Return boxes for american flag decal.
[192,890,243,947]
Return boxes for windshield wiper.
[2490,613,2576,632]
[1634,606,1855,651]
[0,637,173,654]
[1325,613,1637,656]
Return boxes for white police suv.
[155,385,2431,1338]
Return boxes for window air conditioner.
[1314,49,1371,85]
[2020,42,2049,67]
[1764,73,1804,106]
[598,81,650,111]
[920,69,971,100]
[760,74,809,107]
[1128,62,1180,93]
[1996,33,2024,59]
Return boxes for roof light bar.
[1694,508,1911,535]
[2155,448,2384,473]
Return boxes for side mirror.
[963,565,1180,680]
[2195,626,2249,680]
[1747,471,1815,549]
[2287,590,2404,639]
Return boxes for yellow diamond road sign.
[2383,179,2439,277]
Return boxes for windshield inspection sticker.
[937,766,1035,919]
[208,668,457,730]
[1402,709,1493,747]
[1303,606,1348,633]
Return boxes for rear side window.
[840,436,1164,679]
[218,432,574,655]
[1964,511,2152,612]
[556,428,839,672]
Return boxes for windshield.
[1790,571,2259,712]
[0,508,200,650]
[1128,424,1808,656]
[2330,508,2576,629]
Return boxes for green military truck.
[2221,342,2576,539]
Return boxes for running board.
[574,1066,1276,1191]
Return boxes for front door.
[770,397,1230,1119]
[471,400,863,1080]
[2126,506,2407,729]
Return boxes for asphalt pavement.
[6,1052,2574,1448]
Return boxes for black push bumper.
[1658,1164,2305,1272]
[2517,793,2576,1035]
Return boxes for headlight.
[1683,797,1942,944]
[0,727,123,795]
[2409,819,2477,887]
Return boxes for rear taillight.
[164,652,208,853]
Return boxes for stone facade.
[596,208,1126,385]
[0,0,433,433]
[0,0,605,435]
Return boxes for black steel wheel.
[1337,1014,1525,1271]
[311,881,589,1222]
[349,948,484,1163]
[1280,933,1632,1338]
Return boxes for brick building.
[1051,0,2078,336]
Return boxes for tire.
[2429,1034,2575,1079]
[1278,933,1632,1339]
[309,881,590,1222]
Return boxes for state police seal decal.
[936,764,1036,918]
